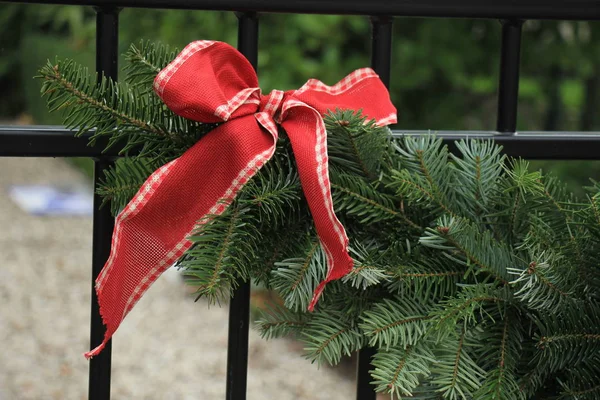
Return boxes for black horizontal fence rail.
[3,127,600,160]
[4,0,600,19]
[1,1,599,400]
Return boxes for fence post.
[225,12,259,400]
[89,6,119,400]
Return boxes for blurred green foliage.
[0,4,599,191]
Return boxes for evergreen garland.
[39,41,600,399]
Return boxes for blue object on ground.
[8,185,93,216]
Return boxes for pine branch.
[420,215,511,284]
[450,139,505,219]
[256,304,309,340]
[559,382,600,400]
[558,361,600,400]
[325,109,390,180]
[359,296,432,350]
[474,312,526,400]
[331,172,422,230]
[492,159,546,242]
[386,255,463,301]
[247,220,309,288]
[430,285,509,339]
[178,205,260,303]
[391,135,456,216]
[371,342,436,398]
[97,157,161,216]
[271,237,325,312]
[342,263,391,290]
[301,309,363,366]
[503,159,546,198]
[517,365,548,399]
[508,250,580,313]
[39,59,214,159]
[40,60,163,135]
[239,152,302,229]
[340,241,394,289]
[430,327,486,400]
[574,194,600,300]
[581,187,600,240]
[346,239,462,300]
[533,302,600,373]
[124,40,179,89]
[539,333,600,345]
[535,176,588,269]
[391,169,455,217]
[536,333,600,370]
[540,175,578,231]
[410,385,448,400]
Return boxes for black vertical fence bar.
[370,16,393,87]
[89,6,119,400]
[225,12,258,400]
[496,19,523,133]
[355,15,395,400]
[356,346,377,399]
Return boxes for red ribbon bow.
[86,40,396,358]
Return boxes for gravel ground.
[0,157,357,399]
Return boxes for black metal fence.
[0,1,599,399]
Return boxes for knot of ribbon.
[86,40,396,359]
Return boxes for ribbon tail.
[86,339,107,359]
[309,280,329,312]
[282,104,354,312]
[85,115,276,358]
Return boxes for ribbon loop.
[155,41,261,123]
[86,40,396,359]
[289,68,397,126]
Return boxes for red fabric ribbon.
[85,40,396,359]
